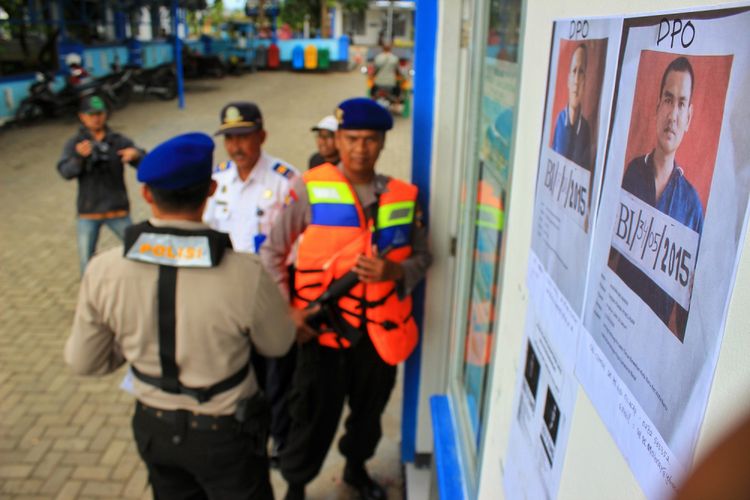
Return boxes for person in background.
[57,95,144,274]
[370,43,401,101]
[308,115,340,169]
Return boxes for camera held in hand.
[89,141,111,164]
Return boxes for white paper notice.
[504,306,577,500]
[577,6,750,498]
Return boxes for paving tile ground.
[0,68,412,499]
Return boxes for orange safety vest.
[293,163,419,365]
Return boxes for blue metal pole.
[171,0,185,109]
[402,0,437,463]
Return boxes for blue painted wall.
[402,0,437,463]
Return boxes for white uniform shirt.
[203,152,298,253]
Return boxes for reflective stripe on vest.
[295,164,419,364]
[307,180,360,227]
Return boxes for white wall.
[471,1,750,499]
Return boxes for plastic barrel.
[267,43,280,69]
[291,45,304,70]
[318,47,330,70]
[304,45,318,70]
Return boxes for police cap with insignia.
[215,101,263,136]
[137,132,214,189]
[335,97,393,132]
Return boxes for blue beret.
[137,133,214,189]
[335,97,393,131]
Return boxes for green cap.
[80,96,107,114]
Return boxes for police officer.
[261,98,432,500]
[203,101,299,253]
[64,133,316,499]
[202,101,300,463]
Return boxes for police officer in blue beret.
[65,133,316,500]
[261,98,432,500]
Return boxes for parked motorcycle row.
[14,61,179,125]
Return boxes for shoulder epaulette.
[213,161,231,174]
[272,162,294,179]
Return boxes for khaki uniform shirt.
[65,219,295,415]
[260,167,432,299]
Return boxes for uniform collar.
[335,163,390,194]
[149,218,210,230]
[233,151,271,185]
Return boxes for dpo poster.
[503,306,577,500]
[576,7,750,497]
[506,19,622,496]
[530,18,622,316]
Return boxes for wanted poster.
[530,18,622,315]
[576,6,750,497]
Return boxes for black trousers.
[251,345,297,446]
[280,333,397,486]
[132,404,273,500]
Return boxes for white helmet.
[65,53,82,66]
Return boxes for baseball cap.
[311,115,338,133]
[214,102,263,135]
[80,95,107,114]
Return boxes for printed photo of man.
[613,56,704,339]
[552,42,593,171]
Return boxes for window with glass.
[449,0,523,474]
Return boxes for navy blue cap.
[137,132,214,189]
[335,97,393,131]
[215,102,263,136]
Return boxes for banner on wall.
[530,18,622,317]
[576,6,750,497]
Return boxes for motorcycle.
[129,63,178,100]
[14,71,108,124]
[182,47,227,79]
[362,58,412,117]
[98,64,135,110]
[106,62,177,103]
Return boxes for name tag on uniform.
[126,233,213,267]
[310,186,342,201]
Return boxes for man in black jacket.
[57,96,145,274]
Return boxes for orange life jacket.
[293,163,419,365]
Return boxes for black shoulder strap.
[126,222,247,403]
[157,265,180,394]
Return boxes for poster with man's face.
[530,18,622,319]
[577,7,750,497]
[607,51,731,341]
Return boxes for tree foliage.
[279,0,317,31]
[339,0,367,14]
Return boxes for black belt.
[136,401,238,432]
